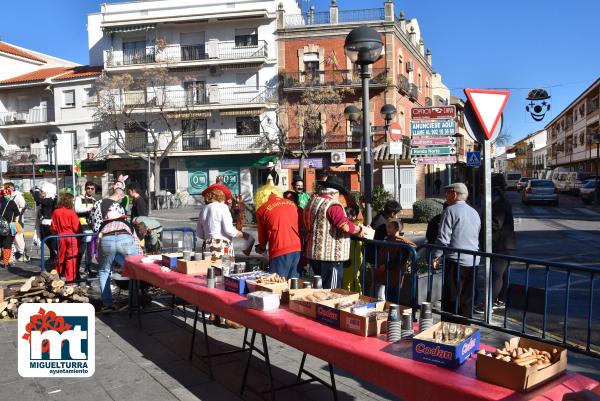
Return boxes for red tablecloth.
[124,257,598,401]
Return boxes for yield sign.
[464,89,510,140]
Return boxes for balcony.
[5,147,48,164]
[284,8,384,27]
[104,40,268,68]
[0,108,50,127]
[111,86,276,110]
[408,84,418,101]
[281,68,388,90]
[425,97,433,106]
[397,75,409,95]
[286,132,386,151]
[587,98,599,116]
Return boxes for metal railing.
[397,74,409,95]
[588,100,599,115]
[287,132,386,151]
[104,41,268,67]
[285,8,384,27]
[281,68,388,89]
[110,86,277,109]
[342,238,600,357]
[5,147,49,163]
[0,108,50,126]
[408,84,418,100]
[425,97,433,106]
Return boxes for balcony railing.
[281,68,388,89]
[284,8,384,27]
[397,75,409,95]
[287,132,386,151]
[104,40,268,67]
[408,84,418,101]
[425,97,433,106]
[588,99,599,115]
[111,86,277,109]
[0,108,50,126]
[6,147,49,163]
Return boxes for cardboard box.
[340,302,412,337]
[289,289,357,319]
[246,279,290,303]
[412,322,480,368]
[476,337,567,391]
[174,259,221,275]
[162,253,182,268]
[316,295,379,328]
[224,272,270,295]
[247,291,280,311]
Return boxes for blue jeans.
[309,260,344,289]
[270,251,301,279]
[99,234,139,307]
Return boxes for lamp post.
[593,133,600,207]
[145,143,154,215]
[381,104,398,200]
[49,133,59,192]
[344,26,383,225]
[29,154,37,188]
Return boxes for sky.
[1,0,599,144]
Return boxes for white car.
[505,172,522,190]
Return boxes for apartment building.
[0,64,102,192]
[507,129,548,178]
[88,0,300,202]
[276,0,440,206]
[546,78,600,173]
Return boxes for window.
[236,116,260,136]
[63,90,75,107]
[64,131,77,149]
[181,119,208,150]
[235,28,258,47]
[122,40,150,64]
[398,53,403,76]
[86,130,100,148]
[84,85,97,105]
[184,81,206,105]
[417,72,422,92]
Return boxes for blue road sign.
[466,151,481,167]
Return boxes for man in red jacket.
[255,191,302,279]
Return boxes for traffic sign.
[464,89,510,140]
[464,102,503,143]
[389,141,403,155]
[411,146,456,156]
[389,122,402,141]
[410,156,457,165]
[411,106,456,120]
[410,119,456,136]
[410,137,456,146]
[466,151,481,167]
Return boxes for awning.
[186,154,275,169]
[253,155,278,167]
[219,108,265,117]
[102,24,157,34]
[167,111,212,119]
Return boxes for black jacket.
[32,190,55,220]
[0,198,20,224]
[490,190,516,251]
[131,195,148,221]
[426,213,442,244]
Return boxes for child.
[375,219,416,302]
[342,204,364,294]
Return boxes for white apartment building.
[88,0,300,203]
[0,66,103,192]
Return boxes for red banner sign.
[411,106,456,120]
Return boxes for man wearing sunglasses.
[292,176,310,209]
[75,181,98,277]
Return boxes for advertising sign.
[411,105,456,120]
[410,146,456,156]
[410,120,456,137]
[410,156,457,165]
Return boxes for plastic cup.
[303,281,312,289]
[313,275,323,289]
[183,250,191,261]
[388,304,400,322]
[290,278,299,290]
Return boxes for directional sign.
[464,89,510,140]
[411,146,456,156]
[389,141,403,155]
[410,156,457,165]
[466,151,481,167]
[411,106,456,120]
[410,120,456,137]
[389,122,402,141]
[410,136,456,146]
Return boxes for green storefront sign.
[188,170,208,195]
[219,169,239,195]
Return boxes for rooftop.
[0,41,47,64]
[0,66,102,86]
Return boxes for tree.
[495,126,513,146]
[255,86,355,179]
[94,67,198,198]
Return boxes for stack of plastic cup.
[313,275,323,289]
[386,304,402,343]
[401,312,414,339]
[419,302,433,332]
[303,281,312,289]
[207,267,215,289]
[290,278,299,290]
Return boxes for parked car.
[505,172,522,190]
[552,171,569,192]
[580,179,599,204]
[564,172,593,193]
[516,177,533,192]
[522,179,559,206]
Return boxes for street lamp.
[29,154,37,188]
[345,26,383,225]
[48,133,59,192]
[145,143,154,215]
[381,104,398,200]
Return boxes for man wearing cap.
[433,182,481,320]
[304,175,373,289]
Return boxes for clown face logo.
[526,88,551,122]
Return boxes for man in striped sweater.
[304,176,373,289]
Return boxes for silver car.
[522,179,559,206]
[516,177,533,192]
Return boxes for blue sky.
[1,0,598,143]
